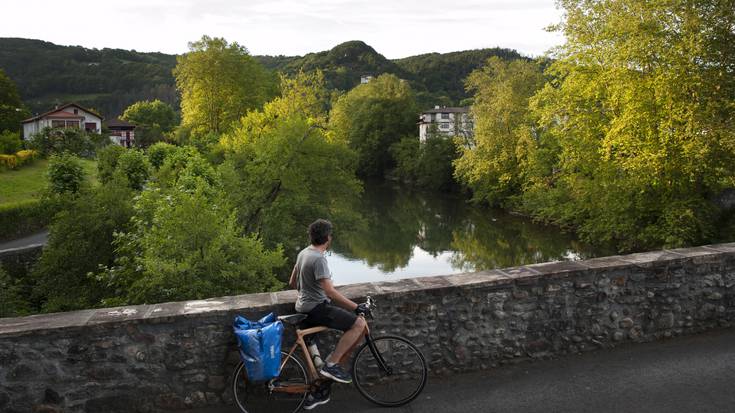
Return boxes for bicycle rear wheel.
[351,335,428,406]
[232,351,308,413]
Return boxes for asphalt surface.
[0,230,47,254]
[198,328,735,413]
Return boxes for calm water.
[328,182,611,285]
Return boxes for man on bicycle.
[289,219,368,409]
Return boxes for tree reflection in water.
[329,182,610,284]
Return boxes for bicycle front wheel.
[352,335,428,407]
[232,351,308,413]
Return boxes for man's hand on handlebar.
[355,302,370,316]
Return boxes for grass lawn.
[0,159,97,206]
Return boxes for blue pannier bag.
[233,312,284,381]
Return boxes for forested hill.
[0,37,526,117]
[0,38,178,118]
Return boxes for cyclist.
[289,219,368,409]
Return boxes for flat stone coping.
[1,242,733,337]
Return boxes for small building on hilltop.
[418,106,473,143]
[105,118,136,148]
[21,103,102,139]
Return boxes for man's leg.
[327,317,366,365]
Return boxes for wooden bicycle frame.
[271,319,370,394]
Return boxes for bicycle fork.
[365,333,393,376]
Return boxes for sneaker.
[319,363,352,384]
[303,388,330,410]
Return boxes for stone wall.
[1,243,734,412]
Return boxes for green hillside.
[0,38,178,117]
[0,37,528,118]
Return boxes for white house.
[21,103,102,139]
[418,106,473,143]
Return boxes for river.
[327,182,611,285]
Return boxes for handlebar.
[357,295,375,319]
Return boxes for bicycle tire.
[351,335,428,407]
[232,351,308,413]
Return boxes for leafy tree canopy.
[221,70,362,253]
[0,67,29,133]
[174,36,276,136]
[330,74,418,178]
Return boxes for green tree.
[220,71,361,252]
[96,144,126,183]
[147,141,178,169]
[32,178,136,312]
[524,0,735,250]
[454,57,545,206]
[46,152,86,195]
[121,99,178,147]
[115,149,151,190]
[330,74,418,178]
[121,99,177,132]
[0,68,29,133]
[174,36,274,136]
[0,265,30,318]
[99,169,284,305]
[391,132,460,191]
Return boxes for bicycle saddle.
[277,313,308,325]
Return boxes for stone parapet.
[1,243,734,412]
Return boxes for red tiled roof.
[22,103,103,123]
[45,110,84,119]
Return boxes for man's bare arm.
[320,279,358,311]
[288,265,298,289]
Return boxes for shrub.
[147,142,177,169]
[46,152,86,194]
[115,149,150,190]
[96,144,126,183]
[0,154,17,170]
[14,150,38,167]
[0,130,22,154]
[28,127,108,158]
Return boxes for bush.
[0,265,30,318]
[147,142,177,169]
[28,127,108,158]
[115,149,150,190]
[46,152,86,194]
[32,179,135,312]
[96,144,126,183]
[14,150,38,167]
[0,149,38,170]
[0,130,22,154]
[0,154,17,170]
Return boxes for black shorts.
[303,302,357,332]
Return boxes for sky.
[0,0,564,58]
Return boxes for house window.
[73,109,79,114]
[52,120,80,128]
[85,122,96,132]
[441,113,450,119]
[440,123,450,130]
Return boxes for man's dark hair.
[308,219,333,245]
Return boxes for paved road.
[199,328,735,413]
[0,230,47,254]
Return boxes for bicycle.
[231,296,428,412]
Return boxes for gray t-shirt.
[294,246,332,313]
